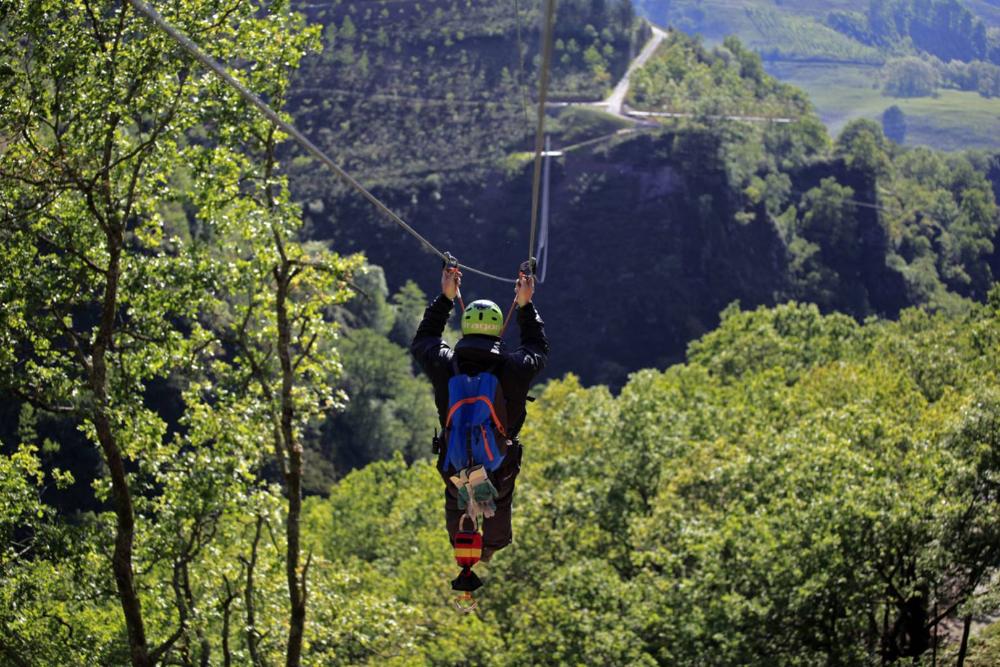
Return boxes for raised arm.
[510,275,548,377]
[411,269,461,423]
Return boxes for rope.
[527,0,558,261]
[127,0,512,284]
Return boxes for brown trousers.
[440,441,523,551]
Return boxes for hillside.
[632,0,1000,151]
[285,0,648,192]
[293,28,1000,387]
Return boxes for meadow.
[635,0,1000,150]
[767,61,1000,151]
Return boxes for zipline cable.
[511,0,533,128]
[527,0,558,262]
[127,0,512,284]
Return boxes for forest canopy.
[3,0,1000,664]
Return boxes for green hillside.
[307,29,1000,386]
[286,0,648,192]
[768,60,1000,150]
[633,0,1000,151]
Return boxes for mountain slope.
[290,25,1000,386]
[632,0,1000,150]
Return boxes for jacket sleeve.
[410,293,456,425]
[509,302,549,380]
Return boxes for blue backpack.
[443,363,509,473]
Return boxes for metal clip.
[519,257,537,278]
[442,251,460,272]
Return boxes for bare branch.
[6,385,76,414]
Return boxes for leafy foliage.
[299,298,1000,665]
[883,55,941,96]
[4,2,1000,664]
[882,104,908,143]
[285,0,648,195]
[629,31,817,120]
[827,0,998,64]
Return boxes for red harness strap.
[445,395,507,437]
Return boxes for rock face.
[307,129,927,388]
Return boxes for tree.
[309,328,437,477]
[883,57,940,97]
[192,34,362,667]
[882,105,907,144]
[388,279,428,348]
[0,2,324,664]
[836,118,892,176]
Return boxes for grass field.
[634,0,1000,151]
[636,0,885,41]
[767,61,1000,151]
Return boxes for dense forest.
[300,28,1000,386]
[3,0,1000,665]
[826,0,1000,64]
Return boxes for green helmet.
[462,300,504,337]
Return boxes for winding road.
[602,24,669,117]
[563,23,794,125]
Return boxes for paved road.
[602,25,668,117]
[568,24,793,125]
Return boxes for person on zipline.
[411,266,548,562]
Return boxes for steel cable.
[127,0,512,283]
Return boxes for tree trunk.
[956,615,972,667]
[93,240,151,667]
[244,516,264,667]
[277,268,307,667]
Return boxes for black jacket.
[411,294,549,439]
